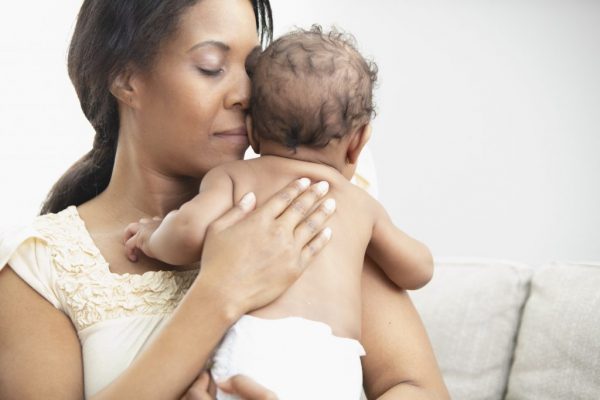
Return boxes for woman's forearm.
[92,278,240,400]
[361,256,450,400]
[376,383,443,400]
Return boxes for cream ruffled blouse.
[0,206,199,397]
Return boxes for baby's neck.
[259,141,351,178]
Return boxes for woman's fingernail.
[322,227,332,240]
[323,198,336,213]
[297,177,311,189]
[239,192,256,209]
[315,181,329,195]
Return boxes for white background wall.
[1,0,598,265]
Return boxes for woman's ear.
[109,66,139,108]
[346,124,372,165]
[246,115,260,154]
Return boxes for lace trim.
[34,207,199,331]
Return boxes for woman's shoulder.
[0,206,90,289]
[30,206,84,242]
[0,206,69,254]
[0,207,82,311]
[0,206,82,245]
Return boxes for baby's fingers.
[123,222,140,244]
[124,235,140,262]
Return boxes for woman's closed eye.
[197,66,224,77]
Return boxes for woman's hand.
[181,372,277,400]
[217,375,278,400]
[197,177,336,317]
[180,371,214,400]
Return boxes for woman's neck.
[88,144,201,224]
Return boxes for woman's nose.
[224,68,251,111]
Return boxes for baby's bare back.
[224,156,376,339]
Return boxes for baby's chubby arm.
[367,200,434,290]
[124,167,235,265]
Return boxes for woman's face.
[131,0,260,178]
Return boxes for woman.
[0,0,449,398]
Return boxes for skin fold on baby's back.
[223,156,377,340]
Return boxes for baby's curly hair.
[249,25,378,150]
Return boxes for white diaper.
[211,315,366,400]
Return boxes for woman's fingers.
[293,197,336,243]
[259,178,312,219]
[300,226,333,268]
[273,180,330,227]
[209,192,256,232]
[180,371,213,400]
[217,375,278,400]
[197,177,336,315]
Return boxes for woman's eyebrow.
[188,40,230,53]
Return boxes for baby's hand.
[123,217,162,262]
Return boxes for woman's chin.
[218,143,250,163]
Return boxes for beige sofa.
[409,258,600,400]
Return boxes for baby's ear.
[246,115,260,154]
[346,124,372,165]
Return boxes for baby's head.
[248,25,378,159]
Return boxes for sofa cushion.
[505,262,600,400]
[411,258,533,400]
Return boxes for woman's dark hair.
[40,0,273,215]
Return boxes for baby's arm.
[367,200,434,290]
[124,167,234,265]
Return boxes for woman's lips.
[214,127,249,145]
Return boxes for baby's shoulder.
[336,179,380,218]
[200,162,247,190]
[215,159,257,178]
[211,160,259,190]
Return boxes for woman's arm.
[361,256,450,400]
[0,266,84,400]
[0,179,335,400]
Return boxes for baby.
[124,26,433,399]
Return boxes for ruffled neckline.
[66,205,199,281]
[33,206,200,331]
